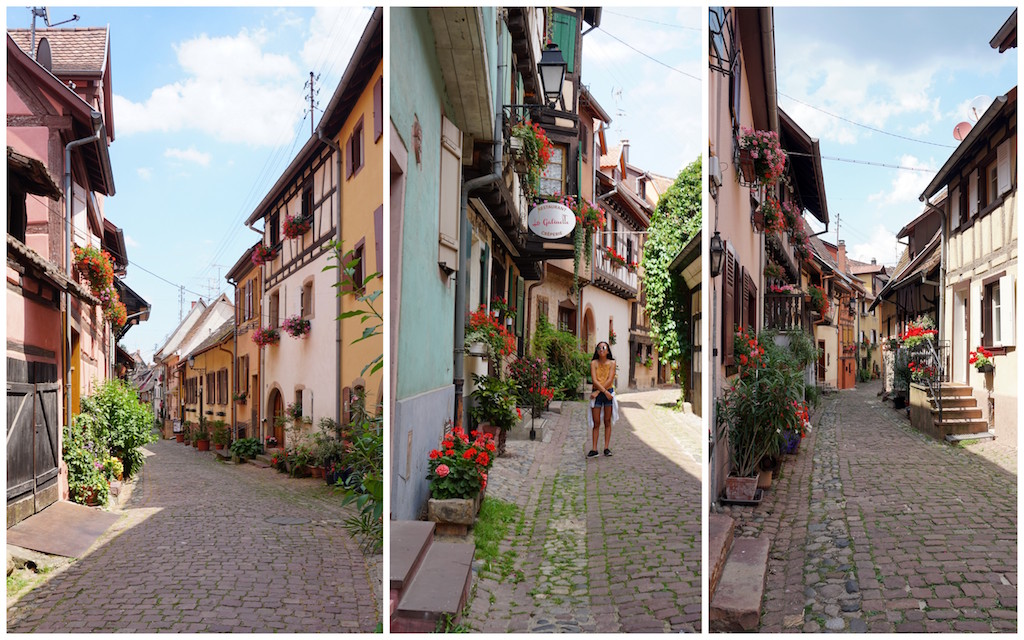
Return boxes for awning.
[7,146,62,200]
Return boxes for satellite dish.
[36,37,52,71]
[952,121,972,141]
[967,95,992,123]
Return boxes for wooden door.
[817,341,826,383]
[270,389,284,448]
[7,381,61,517]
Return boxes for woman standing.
[588,341,616,458]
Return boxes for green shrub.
[62,423,109,506]
[229,437,262,459]
[75,379,157,479]
[531,315,589,399]
[804,384,821,408]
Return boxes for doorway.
[817,340,826,383]
[952,290,968,383]
[268,387,284,448]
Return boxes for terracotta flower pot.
[724,473,760,501]
[176,433,185,443]
[197,439,210,451]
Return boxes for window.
[294,389,303,417]
[206,372,215,405]
[269,210,280,246]
[479,244,490,309]
[373,75,383,142]
[353,240,365,293]
[540,145,566,196]
[245,278,254,321]
[218,369,228,405]
[8,186,27,242]
[537,296,549,323]
[580,123,590,162]
[985,161,998,208]
[951,185,962,229]
[269,290,280,328]
[638,178,646,201]
[346,117,365,179]
[301,186,313,221]
[558,305,576,335]
[301,280,313,317]
[968,169,979,218]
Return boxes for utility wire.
[785,150,936,173]
[596,27,701,82]
[778,91,956,149]
[129,259,208,299]
[603,9,700,31]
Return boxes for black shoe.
[587,450,599,458]
[604,448,613,457]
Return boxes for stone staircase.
[914,383,993,443]
[390,520,475,633]
[709,513,770,632]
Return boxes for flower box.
[427,495,482,536]
[724,473,760,501]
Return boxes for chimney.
[621,139,629,165]
[871,258,876,265]
[837,239,848,274]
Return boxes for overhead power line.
[603,10,700,31]
[785,150,936,173]
[596,27,701,82]
[129,259,208,299]
[778,92,956,149]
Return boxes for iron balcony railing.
[764,293,810,333]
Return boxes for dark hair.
[592,341,614,361]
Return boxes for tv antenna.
[612,87,626,136]
[304,71,322,136]
[30,7,80,61]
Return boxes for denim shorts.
[593,388,614,408]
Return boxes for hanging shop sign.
[527,202,576,239]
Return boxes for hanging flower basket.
[737,147,757,185]
[603,246,627,268]
[510,120,554,198]
[760,197,785,235]
[283,214,311,239]
[969,346,994,372]
[251,327,280,348]
[281,315,311,338]
[738,127,787,185]
[251,244,278,266]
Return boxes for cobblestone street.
[7,438,382,633]
[462,387,702,633]
[723,380,1016,633]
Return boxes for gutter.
[63,110,104,428]
[760,8,779,134]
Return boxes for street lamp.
[710,231,725,277]
[538,43,567,108]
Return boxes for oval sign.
[527,202,576,239]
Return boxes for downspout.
[317,127,344,428]
[526,265,547,351]
[455,24,505,429]
[217,342,235,439]
[63,111,104,428]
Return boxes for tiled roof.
[8,27,108,75]
[599,143,622,169]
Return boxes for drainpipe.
[317,128,344,428]
[63,111,104,428]
[217,342,236,439]
[525,264,547,351]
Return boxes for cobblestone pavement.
[722,380,1016,633]
[462,387,702,633]
[7,438,382,633]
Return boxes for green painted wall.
[391,8,457,400]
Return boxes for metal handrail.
[906,340,949,424]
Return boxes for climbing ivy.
[640,157,701,382]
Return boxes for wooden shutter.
[999,273,1015,346]
[969,169,979,216]
[516,276,525,337]
[997,140,1011,196]
[438,115,463,271]
[950,186,960,230]
[722,244,735,366]
[374,205,383,273]
[373,75,383,142]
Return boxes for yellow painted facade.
[335,59,384,414]
[182,330,234,436]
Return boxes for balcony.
[764,293,810,333]
[593,252,638,298]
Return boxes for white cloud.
[165,147,212,167]
[300,7,372,73]
[849,225,902,267]
[113,28,304,146]
[136,167,152,180]
[125,235,139,248]
[867,155,935,207]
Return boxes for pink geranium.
[435,464,450,478]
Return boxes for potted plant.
[251,327,280,348]
[283,213,311,239]
[737,127,787,185]
[425,427,496,535]
[969,346,994,373]
[194,426,211,451]
[509,120,554,197]
[282,314,311,338]
[465,304,515,361]
[289,443,314,477]
[892,352,912,409]
[233,391,247,404]
[265,435,279,449]
[808,284,829,316]
[250,244,278,266]
[900,315,937,350]
[211,421,230,450]
[229,437,262,461]
[469,374,520,456]
[176,419,189,443]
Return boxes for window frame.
[347,116,365,180]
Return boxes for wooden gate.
[7,382,61,517]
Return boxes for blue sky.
[6,5,373,362]
[773,6,1017,267]
[581,7,702,178]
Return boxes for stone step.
[710,536,771,632]
[709,513,735,600]
[390,521,435,594]
[935,418,990,434]
[935,385,974,397]
[929,396,978,408]
[931,406,983,419]
[392,541,475,633]
[946,431,996,443]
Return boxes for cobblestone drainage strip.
[265,516,311,525]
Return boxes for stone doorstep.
[394,541,475,630]
[945,431,996,444]
[506,422,546,441]
[390,521,435,592]
[709,536,771,632]
[709,513,736,599]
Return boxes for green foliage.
[324,240,383,378]
[804,384,821,409]
[857,368,872,383]
[211,420,230,445]
[640,157,702,382]
[338,410,384,553]
[62,422,109,506]
[469,374,520,430]
[229,437,262,459]
[74,379,157,479]
[530,315,589,399]
[473,498,520,569]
